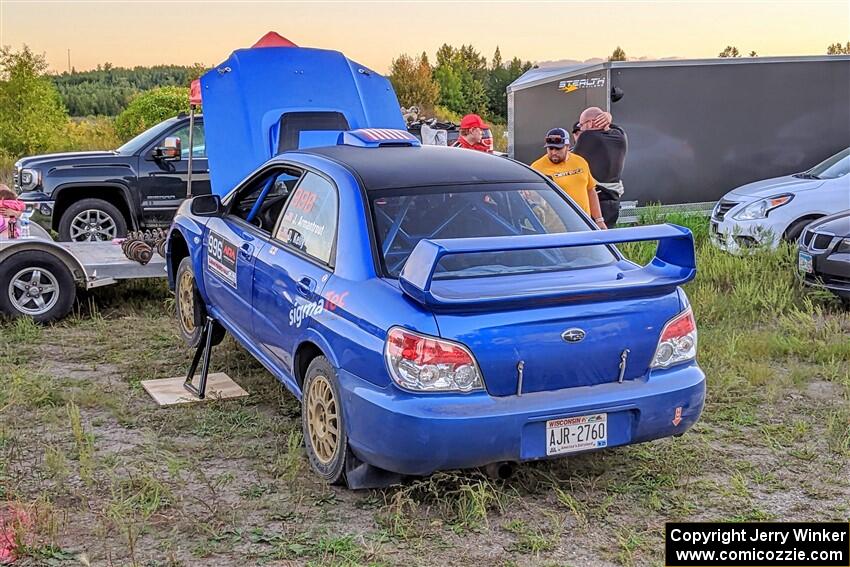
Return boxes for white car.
[711,148,850,251]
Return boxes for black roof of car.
[300,145,543,191]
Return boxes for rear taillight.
[384,327,484,393]
[651,307,697,369]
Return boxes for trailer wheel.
[302,356,350,485]
[175,256,224,348]
[0,251,76,323]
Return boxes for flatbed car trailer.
[0,223,165,322]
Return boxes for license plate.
[798,251,813,274]
[546,413,607,456]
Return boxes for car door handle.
[239,242,254,261]
[296,276,316,296]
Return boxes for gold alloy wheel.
[306,375,339,465]
[178,270,196,335]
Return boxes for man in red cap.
[452,114,492,152]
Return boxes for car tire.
[58,198,128,242]
[783,217,817,243]
[0,251,75,323]
[302,356,349,485]
[175,256,225,348]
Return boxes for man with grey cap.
[573,107,628,226]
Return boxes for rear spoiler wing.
[398,224,696,309]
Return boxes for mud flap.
[344,448,404,490]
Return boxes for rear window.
[370,183,616,278]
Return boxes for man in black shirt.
[572,107,628,226]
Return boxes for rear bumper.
[339,363,706,476]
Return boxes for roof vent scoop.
[338,129,421,148]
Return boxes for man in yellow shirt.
[531,128,607,229]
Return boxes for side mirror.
[154,136,182,161]
[190,194,222,217]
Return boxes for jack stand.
[184,316,215,399]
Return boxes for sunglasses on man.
[545,136,569,146]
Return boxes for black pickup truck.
[14,115,209,241]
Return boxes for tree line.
[52,64,203,116]
[0,46,190,165]
[719,42,850,58]
[49,44,536,123]
[389,44,533,123]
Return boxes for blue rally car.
[166,42,705,488]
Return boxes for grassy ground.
[1,218,848,566]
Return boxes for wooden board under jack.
[141,373,248,406]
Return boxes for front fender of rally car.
[166,198,214,301]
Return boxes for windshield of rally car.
[370,183,617,279]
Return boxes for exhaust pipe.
[484,461,515,481]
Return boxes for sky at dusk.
[1,1,848,74]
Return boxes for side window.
[274,172,338,265]
[227,168,303,233]
[168,123,206,158]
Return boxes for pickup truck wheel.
[175,256,224,348]
[0,251,75,323]
[302,356,349,485]
[58,198,128,242]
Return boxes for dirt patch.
[805,380,843,402]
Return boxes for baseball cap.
[459,114,489,130]
[544,127,569,148]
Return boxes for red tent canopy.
[188,32,298,105]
